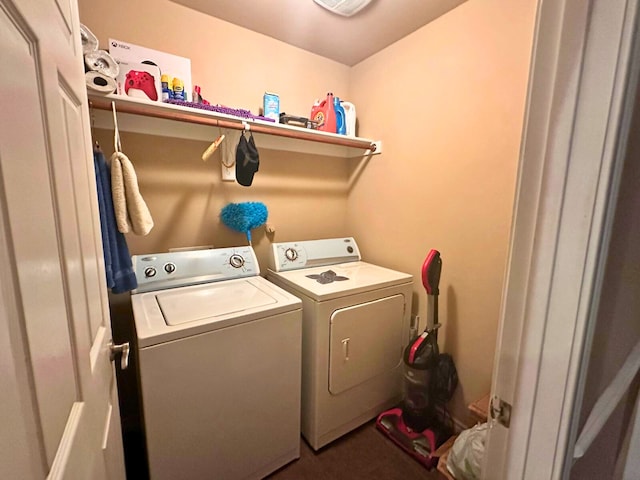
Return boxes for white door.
[484,0,639,478]
[0,0,126,479]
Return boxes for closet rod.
[89,97,377,152]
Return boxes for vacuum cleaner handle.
[422,250,442,296]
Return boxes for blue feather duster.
[220,202,268,245]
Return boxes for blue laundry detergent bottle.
[334,96,347,135]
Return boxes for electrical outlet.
[221,163,235,182]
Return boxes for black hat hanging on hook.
[235,131,260,186]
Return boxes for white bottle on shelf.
[340,101,356,137]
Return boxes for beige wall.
[91,129,351,268]
[81,0,537,424]
[81,0,350,115]
[349,0,536,420]
[82,0,354,266]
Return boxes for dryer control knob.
[285,248,298,261]
[229,254,245,268]
[164,263,176,274]
[144,267,157,278]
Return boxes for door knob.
[109,341,130,370]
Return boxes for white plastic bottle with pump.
[340,101,356,137]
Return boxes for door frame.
[483,0,640,478]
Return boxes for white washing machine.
[130,246,302,480]
[266,237,412,450]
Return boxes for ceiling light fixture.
[313,0,374,17]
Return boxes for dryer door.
[329,294,405,395]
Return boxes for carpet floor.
[266,421,445,480]
[123,420,446,479]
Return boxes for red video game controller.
[124,70,157,101]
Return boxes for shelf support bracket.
[366,140,382,155]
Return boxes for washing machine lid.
[157,280,276,326]
[132,276,302,347]
[267,261,412,302]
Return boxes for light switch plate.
[221,162,235,182]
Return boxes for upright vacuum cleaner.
[376,249,457,469]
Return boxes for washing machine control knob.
[144,267,157,278]
[164,263,176,274]
[229,254,245,268]
[285,248,298,261]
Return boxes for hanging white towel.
[110,151,154,236]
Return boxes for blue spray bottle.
[334,96,347,135]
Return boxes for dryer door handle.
[341,338,350,362]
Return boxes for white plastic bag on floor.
[447,422,488,479]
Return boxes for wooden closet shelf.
[88,94,380,157]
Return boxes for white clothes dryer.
[131,246,302,480]
[266,237,412,450]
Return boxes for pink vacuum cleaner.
[376,249,457,469]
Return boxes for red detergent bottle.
[310,93,337,133]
